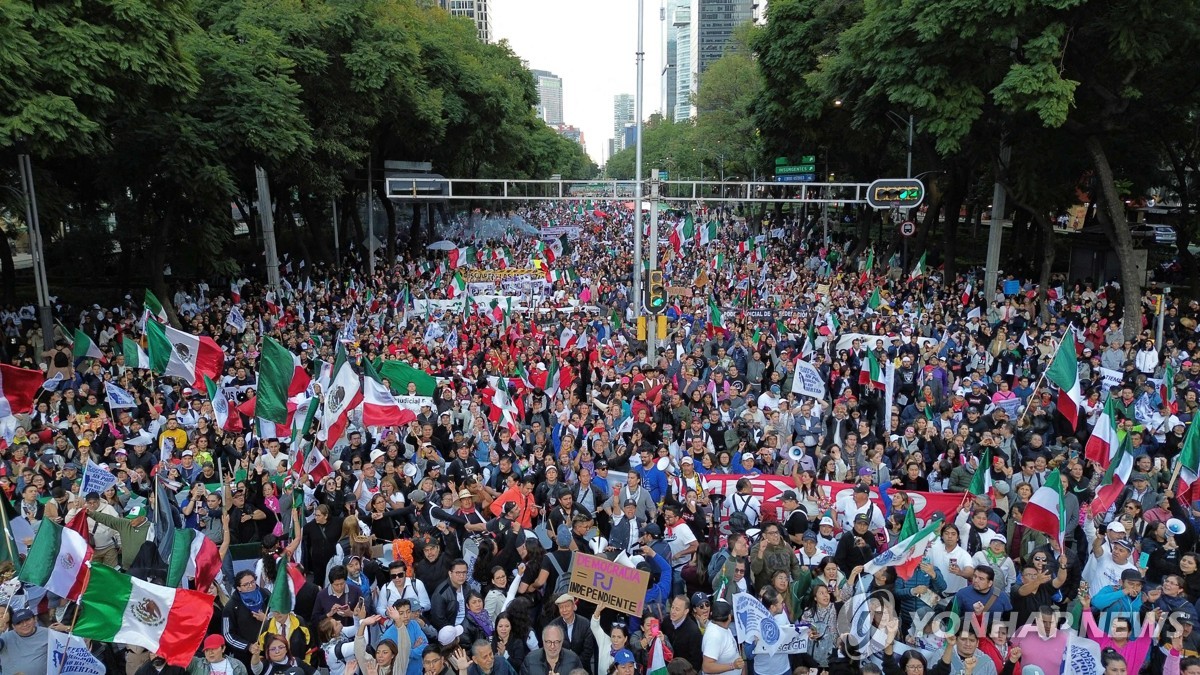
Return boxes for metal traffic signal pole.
[647,169,660,363]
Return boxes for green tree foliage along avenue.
[0,0,595,307]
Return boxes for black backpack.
[728,494,756,534]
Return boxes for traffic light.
[866,178,926,209]
[646,269,667,314]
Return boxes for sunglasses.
[391,573,406,579]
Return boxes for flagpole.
[55,571,86,675]
[1016,325,1075,426]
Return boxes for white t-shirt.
[926,542,974,594]
[725,493,762,526]
[753,613,792,675]
[835,496,886,532]
[702,622,740,667]
[1083,552,1137,591]
[665,522,698,569]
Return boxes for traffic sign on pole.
[775,174,817,183]
[899,221,916,237]
[866,178,926,209]
[775,165,817,175]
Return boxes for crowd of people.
[0,199,1198,675]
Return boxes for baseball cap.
[1107,521,1127,533]
[1131,473,1149,482]
[623,498,637,507]
[819,516,834,527]
[438,625,464,646]
[1113,539,1135,551]
[853,483,870,494]
[781,490,798,502]
[710,600,733,622]
[203,634,226,650]
[409,489,428,503]
[741,453,755,463]
[854,513,871,524]
[690,592,710,607]
[857,467,873,476]
[556,594,575,605]
[644,523,662,538]
[11,608,34,624]
[1120,568,1144,583]
[613,650,636,665]
[802,531,817,542]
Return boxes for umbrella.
[426,240,457,251]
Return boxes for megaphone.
[788,446,805,462]
[1168,518,1187,536]
[656,457,671,472]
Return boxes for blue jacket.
[894,568,946,614]
[630,550,673,636]
[1092,585,1144,632]
[635,464,669,505]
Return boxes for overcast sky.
[491,0,665,165]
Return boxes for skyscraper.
[672,0,695,122]
[613,94,635,152]
[695,0,753,73]
[531,70,564,126]
[661,0,678,120]
[438,0,493,43]
[666,0,754,121]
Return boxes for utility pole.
[17,154,53,349]
[367,153,376,276]
[984,140,1011,306]
[254,166,281,290]
[633,0,646,332]
[647,169,660,363]
[331,198,341,268]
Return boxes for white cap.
[1107,521,1127,533]
[741,452,755,462]
[820,516,834,527]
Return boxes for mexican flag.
[73,329,102,361]
[204,376,236,433]
[145,321,224,388]
[302,445,333,482]
[967,448,994,500]
[361,361,416,427]
[859,250,874,285]
[74,564,214,666]
[1084,397,1119,468]
[961,283,973,307]
[230,280,241,304]
[321,346,363,445]
[1045,331,1083,429]
[1176,419,1200,502]
[866,288,882,311]
[858,349,886,391]
[0,364,46,417]
[143,290,168,324]
[123,337,149,369]
[908,252,927,281]
[448,271,467,298]
[20,519,91,600]
[1162,363,1178,413]
[1023,468,1066,545]
[647,634,672,675]
[270,554,295,613]
[482,382,521,436]
[450,246,476,269]
[1091,434,1134,516]
[708,298,725,330]
[864,515,944,580]
[377,360,437,397]
[255,337,297,426]
[165,528,222,590]
[701,219,718,245]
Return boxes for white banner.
[834,333,938,352]
[79,460,118,497]
[1098,367,1123,392]
[540,226,582,240]
[753,623,809,655]
[791,359,828,400]
[395,395,434,413]
[1062,634,1103,675]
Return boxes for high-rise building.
[613,94,635,151]
[438,0,493,43]
[661,0,678,120]
[672,0,695,122]
[752,0,768,25]
[696,0,753,73]
[557,125,585,153]
[666,0,754,121]
[531,70,564,126]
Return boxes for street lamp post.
[17,154,53,350]
[633,0,645,331]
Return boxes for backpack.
[544,551,572,605]
[727,494,756,534]
[707,549,731,582]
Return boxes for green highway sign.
[799,155,816,164]
[775,164,816,175]
[775,156,789,166]
[658,170,669,180]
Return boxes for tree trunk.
[941,180,965,283]
[910,181,943,270]
[377,184,397,262]
[1164,144,1200,295]
[1085,135,1144,339]
[149,209,179,328]
[0,230,16,304]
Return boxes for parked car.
[1131,223,1177,245]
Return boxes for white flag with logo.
[1062,634,1103,675]
[79,460,118,497]
[104,382,138,409]
[791,358,827,399]
[225,305,246,333]
[47,628,105,675]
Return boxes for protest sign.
[48,628,106,675]
[568,551,650,616]
[395,395,435,413]
[791,359,827,399]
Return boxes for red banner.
[699,474,966,527]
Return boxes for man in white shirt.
[835,484,886,532]
[724,478,761,527]
[664,504,698,571]
[701,601,743,675]
[926,524,975,596]
[1083,538,1138,591]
